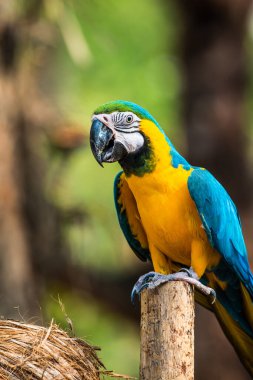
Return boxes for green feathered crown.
[93,100,159,127]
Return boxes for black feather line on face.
[113,112,124,125]
[114,127,138,133]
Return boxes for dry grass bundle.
[0,319,131,380]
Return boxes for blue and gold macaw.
[90,100,253,375]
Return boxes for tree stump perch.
[140,281,195,380]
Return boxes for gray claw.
[131,271,156,304]
[209,289,216,304]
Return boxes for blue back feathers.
[188,168,253,299]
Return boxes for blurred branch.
[59,5,93,66]
[47,125,88,157]
[44,0,93,66]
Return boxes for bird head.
[90,100,160,169]
[90,100,190,177]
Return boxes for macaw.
[90,100,253,375]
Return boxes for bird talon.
[179,267,192,277]
[209,289,216,304]
[131,269,217,305]
[138,271,157,283]
[179,266,198,280]
[131,271,159,303]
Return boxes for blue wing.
[114,171,151,262]
[188,168,253,297]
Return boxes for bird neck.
[119,119,191,177]
[119,133,156,177]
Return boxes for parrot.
[89,100,253,375]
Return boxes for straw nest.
[0,319,131,380]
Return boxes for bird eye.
[126,115,133,124]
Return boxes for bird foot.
[131,268,216,304]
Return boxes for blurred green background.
[47,0,180,272]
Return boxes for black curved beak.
[90,119,114,167]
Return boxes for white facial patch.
[115,130,144,153]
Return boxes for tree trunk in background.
[176,1,252,379]
[0,2,69,319]
[178,0,252,208]
[0,18,37,318]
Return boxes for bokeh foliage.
[47,0,181,272]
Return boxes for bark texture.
[140,282,194,380]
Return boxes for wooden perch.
[140,281,195,380]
